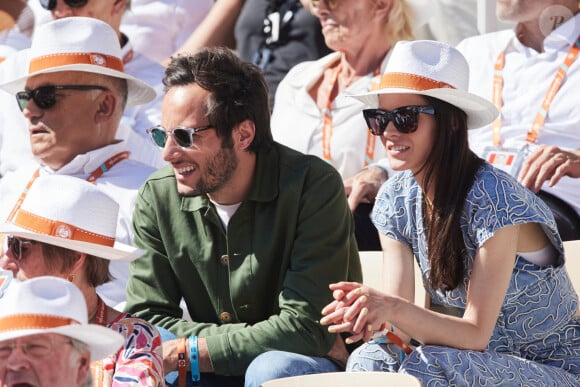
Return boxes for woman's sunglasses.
[311,0,340,10]
[15,85,109,111]
[146,125,214,149]
[40,0,88,11]
[363,105,435,136]
[6,236,37,262]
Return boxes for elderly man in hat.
[32,0,166,169]
[0,275,123,387]
[0,17,157,310]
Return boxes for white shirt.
[0,141,156,308]
[271,52,389,180]
[0,31,33,180]
[121,0,214,63]
[457,14,580,216]
[118,38,166,169]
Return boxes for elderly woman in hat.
[0,175,164,386]
[319,40,580,385]
[0,275,124,387]
[271,0,427,250]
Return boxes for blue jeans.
[244,350,342,387]
[157,327,342,387]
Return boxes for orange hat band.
[29,52,124,74]
[13,209,115,247]
[0,314,81,332]
[378,72,456,91]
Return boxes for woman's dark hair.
[163,47,274,152]
[42,243,112,287]
[420,96,483,290]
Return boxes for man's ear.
[94,92,117,124]
[112,0,129,16]
[233,120,256,151]
[75,350,92,386]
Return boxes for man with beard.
[124,47,362,387]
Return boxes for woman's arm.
[162,0,245,66]
[322,225,520,350]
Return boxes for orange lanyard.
[94,296,108,326]
[6,151,130,222]
[492,35,580,146]
[321,63,380,166]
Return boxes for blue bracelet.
[189,336,200,383]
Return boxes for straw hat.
[0,175,142,261]
[0,16,156,106]
[0,275,123,360]
[351,40,498,129]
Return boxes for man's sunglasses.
[363,105,435,136]
[311,0,340,10]
[40,0,88,11]
[15,85,109,111]
[146,125,214,149]
[6,236,37,262]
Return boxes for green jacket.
[125,143,362,375]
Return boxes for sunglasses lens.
[15,92,30,111]
[364,110,388,135]
[173,129,193,148]
[39,0,54,10]
[66,0,89,8]
[149,128,167,148]
[7,237,20,260]
[392,109,418,133]
[32,87,58,109]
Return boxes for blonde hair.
[385,0,416,44]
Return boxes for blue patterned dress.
[347,162,580,386]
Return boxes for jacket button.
[220,254,229,266]
[220,312,232,323]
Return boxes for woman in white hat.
[271,0,429,250]
[319,40,580,385]
[0,175,164,386]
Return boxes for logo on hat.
[90,54,106,67]
[55,224,72,239]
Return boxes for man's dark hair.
[163,47,274,152]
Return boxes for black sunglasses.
[6,236,37,262]
[40,0,88,11]
[15,85,109,111]
[146,125,214,149]
[311,0,340,9]
[363,105,435,135]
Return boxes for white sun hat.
[0,275,123,361]
[0,175,142,261]
[0,16,156,106]
[351,40,498,129]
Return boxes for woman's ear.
[374,0,394,18]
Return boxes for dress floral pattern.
[347,163,580,386]
[91,313,164,386]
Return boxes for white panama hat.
[0,175,142,261]
[0,275,123,361]
[351,40,499,129]
[0,16,156,106]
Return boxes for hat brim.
[0,324,124,361]
[350,87,499,129]
[0,50,156,107]
[0,224,142,262]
